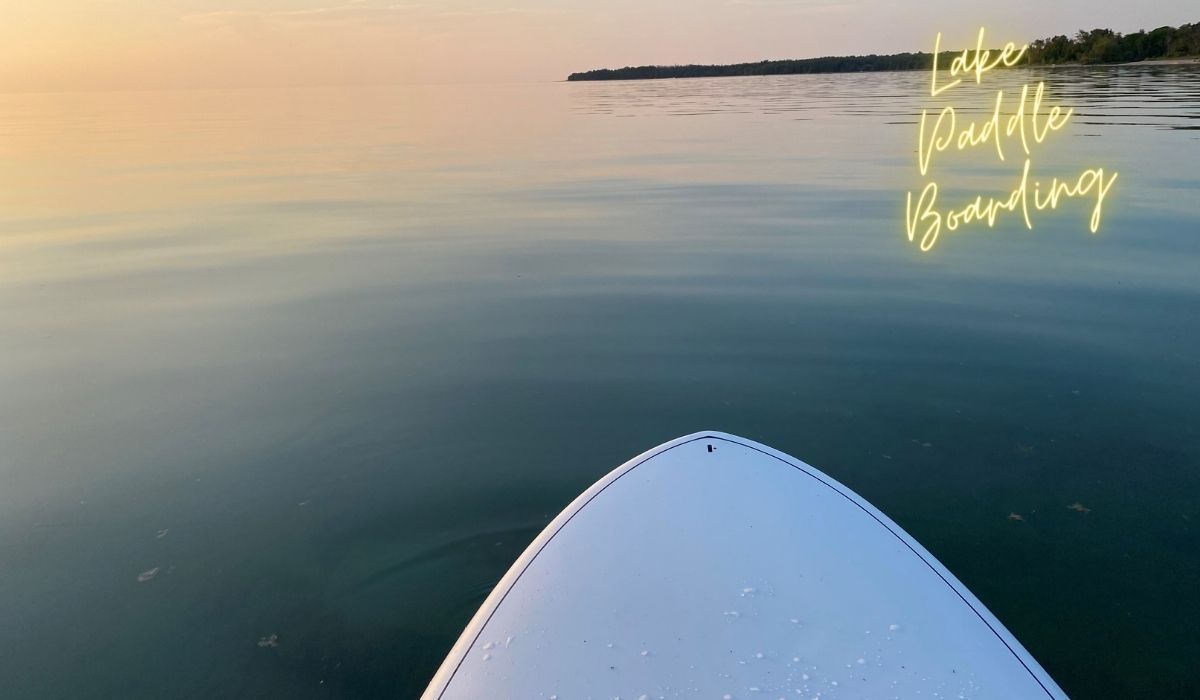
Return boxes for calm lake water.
[2,66,1198,698]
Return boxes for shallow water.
[1,67,1198,698]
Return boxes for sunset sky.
[1,1,1195,92]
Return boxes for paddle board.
[423,431,1066,699]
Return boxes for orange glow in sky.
[1,1,1195,92]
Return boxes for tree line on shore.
[1028,24,1199,63]
[567,21,1200,81]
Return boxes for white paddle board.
[423,431,1066,699]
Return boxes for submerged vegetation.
[567,21,1200,81]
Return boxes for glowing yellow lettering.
[1088,169,1118,232]
[1031,168,1118,231]
[930,32,961,97]
[905,28,1119,252]
[953,91,1006,161]
[1005,83,1031,155]
[906,182,942,251]
[918,106,956,175]
[1030,81,1073,144]
[947,27,1028,86]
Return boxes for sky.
[0,1,1195,92]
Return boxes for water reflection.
[569,65,1200,131]
[1,66,1199,698]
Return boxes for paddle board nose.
[424,431,1066,699]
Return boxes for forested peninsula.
[566,22,1200,81]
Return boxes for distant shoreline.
[567,22,1200,81]
[565,56,1200,82]
[1120,57,1200,65]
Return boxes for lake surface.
[1,67,1198,698]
